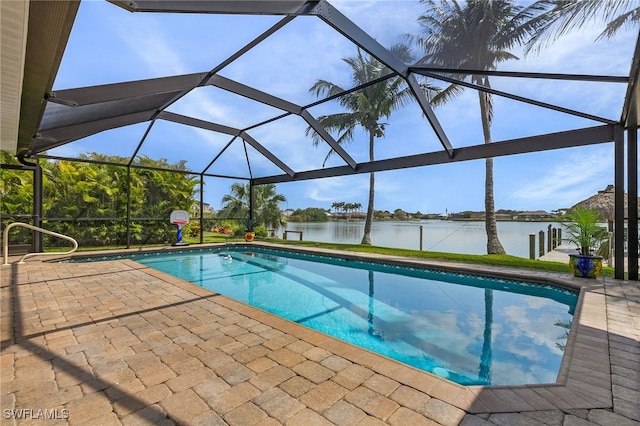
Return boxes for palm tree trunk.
[485,157,505,254]
[361,131,375,245]
[478,83,506,255]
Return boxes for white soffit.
[0,1,29,154]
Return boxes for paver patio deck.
[1,243,638,425]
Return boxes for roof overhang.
[0,0,79,156]
[0,0,30,154]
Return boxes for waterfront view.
[282,220,565,259]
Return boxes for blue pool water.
[92,246,578,386]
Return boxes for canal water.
[281,220,565,259]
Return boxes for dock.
[538,244,577,263]
[540,244,632,272]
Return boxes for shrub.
[254,226,268,238]
[187,222,200,238]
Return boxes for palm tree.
[219,182,286,230]
[331,201,344,215]
[414,0,545,254]
[254,184,287,230]
[220,182,250,219]
[307,45,434,245]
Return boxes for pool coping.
[57,241,613,414]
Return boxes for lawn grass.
[265,238,617,277]
[65,233,615,278]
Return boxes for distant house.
[282,209,295,217]
[449,210,551,221]
[515,210,554,221]
[190,202,215,218]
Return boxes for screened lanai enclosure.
[1,0,638,280]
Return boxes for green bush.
[254,226,268,238]
[186,222,200,238]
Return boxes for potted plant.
[244,218,256,242]
[563,207,609,278]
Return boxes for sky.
[49,0,639,215]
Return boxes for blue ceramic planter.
[568,254,603,278]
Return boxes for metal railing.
[2,222,78,265]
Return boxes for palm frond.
[309,79,347,99]
[598,6,640,39]
[525,0,639,53]
[307,44,420,152]
[429,82,464,107]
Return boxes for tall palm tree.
[415,0,545,254]
[307,45,432,245]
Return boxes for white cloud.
[509,146,614,208]
[333,0,423,48]
[304,175,370,204]
[171,90,238,125]
[502,303,567,357]
[220,16,358,105]
[114,18,188,77]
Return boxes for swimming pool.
[82,246,578,386]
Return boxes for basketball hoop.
[170,210,190,225]
[170,210,190,246]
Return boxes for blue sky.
[50,0,638,214]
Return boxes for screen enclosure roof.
[2,0,639,185]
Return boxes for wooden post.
[539,230,545,257]
[419,225,423,251]
[529,234,535,259]
[552,228,557,249]
[547,224,552,253]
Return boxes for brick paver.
[299,380,349,412]
[253,387,305,422]
[323,400,368,425]
[1,245,638,425]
